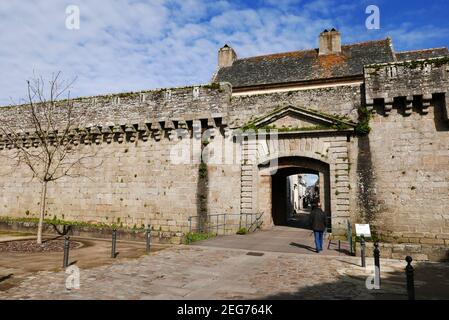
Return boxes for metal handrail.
[247,212,264,232]
[187,213,264,236]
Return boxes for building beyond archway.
[268,157,331,230]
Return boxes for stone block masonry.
[360,58,449,258]
[0,84,241,244]
[0,58,448,258]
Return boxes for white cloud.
[0,0,447,106]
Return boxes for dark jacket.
[310,207,327,232]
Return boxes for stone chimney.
[218,44,237,68]
[319,28,341,55]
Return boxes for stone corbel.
[164,120,175,130]
[421,94,432,115]
[220,116,228,126]
[178,119,188,130]
[164,121,176,141]
[47,131,57,146]
[404,96,413,116]
[67,129,77,146]
[207,118,216,128]
[18,132,29,148]
[113,125,125,143]
[150,122,162,141]
[192,120,202,140]
[6,140,13,149]
[57,131,67,146]
[365,98,375,113]
[23,133,32,148]
[384,98,394,116]
[79,128,92,145]
[30,133,40,148]
[206,119,217,139]
[125,124,137,142]
[138,123,150,142]
[101,126,113,144]
[89,126,102,144]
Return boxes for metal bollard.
[111,229,117,258]
[63,236,70,268]
[374,242,381,288]
[347,221,354,255]
[360,235,366,268]
[405,256,415,300]
[145,228,151,253]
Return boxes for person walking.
[310,202,327,253]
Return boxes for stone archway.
[239,131,352,236]
[262,156,331,230]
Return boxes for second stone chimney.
[218,44,237,68]
[319,28,341,55]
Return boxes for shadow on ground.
[289,242,316,253]
[0,274,13,283]
[262,261,449,300]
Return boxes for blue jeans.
[314,231,324,252]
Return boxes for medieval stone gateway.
[1,30,449,261]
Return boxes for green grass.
[0,216,146,232]
[184,232,216,244]
[236,227,248,235]
[0,230,33,237]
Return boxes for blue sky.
[303,174,318,186]
[0,0,448,105]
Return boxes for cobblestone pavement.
[2,245,448,300]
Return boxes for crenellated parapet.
[0,82,234,150]
[0,82,232,131]
[0,114,229,150]
[364,57,449,117]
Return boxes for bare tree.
[0,73,99,244]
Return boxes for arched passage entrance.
[259,156,331,231]
[240,129,352,237]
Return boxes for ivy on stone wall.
[199,162,208,179]
[240,105,355,133]
[367,56,449,73]
[355,106,371,136]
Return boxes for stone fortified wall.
[0,84,241,244]
[362,57,449,258]
[0,81,365,243]
[0,57,448,254]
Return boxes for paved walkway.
[194,226,351,256]
[1,228,448,300]
[0,236,164,292]
[2,244,448,300]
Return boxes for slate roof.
[396,47,449,61]
[214,39,396,88]
[214,38,449,88]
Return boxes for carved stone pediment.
[246,105,356,131]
